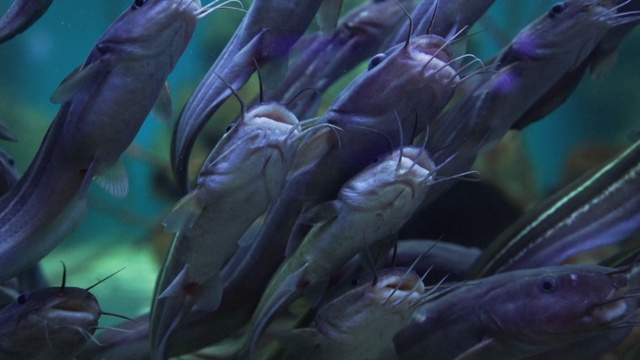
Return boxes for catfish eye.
[17,293,28,305]
[131,0,148,9]
[548,3,566,18]
[351,278,360,286]
[368,54,386,70]
[538,276,558,293]
[224,122,235,133]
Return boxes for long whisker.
[422,26,468,72]
[213,72,246,122]
[196,0,245,20]
[394,0,413,48]
[91,325,134,333]
[426,0,440,35]
[85,267,125,291]
[100,310,140,323]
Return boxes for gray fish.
[395,264,639,359]
[281,268,430,360]
[244,32,463,297]
[172,0,334,193]
[512,0,640,129]
[423,0,637,203]
[149,101,315,359]
[0,0,52,45]
[0,267,124,360]
[0,0,204,282]
[243,146,438,356]
[262,0,415,119]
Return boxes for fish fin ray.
[151,82,173,124]
[590,48,618,79]
[162,188,204,233]
[50,59,107,103]
[95,160,129,198]
[289,128,333,179]
[285,203,313,257]
[158,265,189,299]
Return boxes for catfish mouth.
[590,288,640,325]
[396,147,436,175]
[45,297,100,324]
[245,103,299,127]
[375,270,425,304]
[410,35,455,64]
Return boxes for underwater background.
[0,0,638,331]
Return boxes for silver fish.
[0,266,123,360]
[243,146,438,356]
[0,0,52,45]
[239,32,463,312]
[281,268,430,360]
[150,101,308,359]
[423,0,637,203]
[0,0,203,282]
[172,0,332,193]
[262,0,415,119]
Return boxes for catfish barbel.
[281,268,435,360]
[0,0,213,282]
[0,266,127,360]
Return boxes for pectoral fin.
[95,160,129,198]
[158,265,189,299]
[298,200,341,225]
[151,82,173,124]
[162,188,205,233]
[50,59,108,103]
[289,128,334,178]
